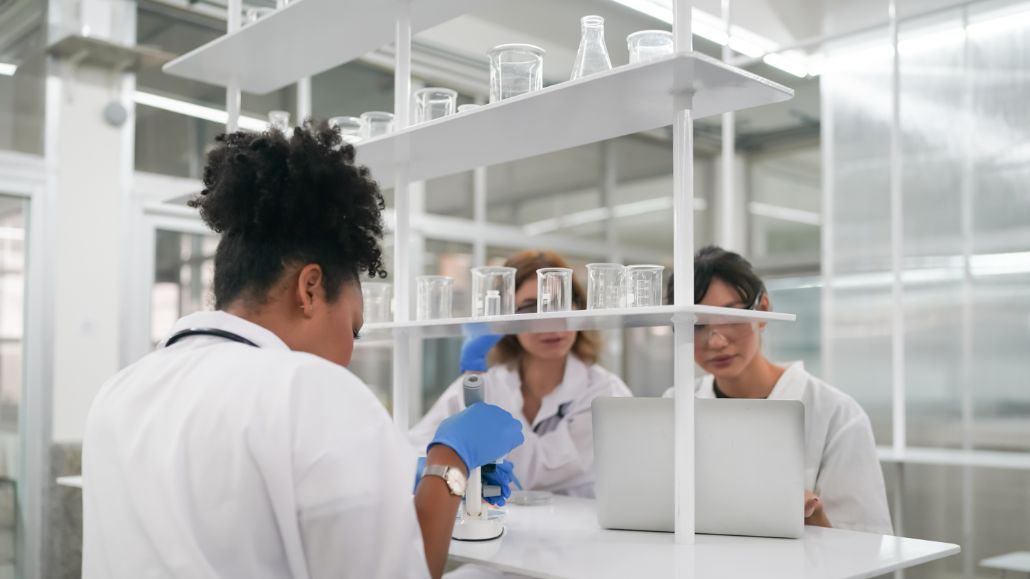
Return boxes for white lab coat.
[410,356,632,498]
[665,361,893,535]
[82,311,430,579]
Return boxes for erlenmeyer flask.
[570,15,612,80]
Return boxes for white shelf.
[163,0,488,94]
[356,53,793,184]
[361,305,794,339]
[56,476,83,489]
[877,446,1030,471]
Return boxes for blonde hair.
[488,250,600,366]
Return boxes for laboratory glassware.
[268,110,290,133]
[361,282,392,323]
[360,111,393,139]
[244,7,273,25]
[487,44,545,103]
[329,116,363,144]
[570,15,612,80]
[627,30,675,64]
[537,268,573,313]
[471,267,516,317]
[414,88,457,123]
[625,265,664,307]
[586,263,625,310]
[416,275,454,321]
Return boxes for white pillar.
[391,1,413,428]
[672,0,696,544]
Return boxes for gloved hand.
[460,333,503,373]
[481,460,520,507]
[428,403,524,472]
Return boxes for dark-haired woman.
[666,245,892,535]
[410,251,632,498]
[81,122,524,579]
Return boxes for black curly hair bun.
[190,120,388,308]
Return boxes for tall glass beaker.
[488,44,545,103]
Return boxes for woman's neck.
[519,356,567,424]
[714,355,785,399]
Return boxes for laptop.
[592,397,805,539]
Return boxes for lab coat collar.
[697,360,807,399]
[495,355,590,429]
[766,361,808,399]
[160,310,291,351]
[531,356,589,428]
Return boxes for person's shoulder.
[662,375,710,398]
[793,365,870,427]
[263,350,386,412]
[581,360,633,396]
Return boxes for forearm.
[414,445,466,579]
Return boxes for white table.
[981,552,1030,576]
[449,496,959,579]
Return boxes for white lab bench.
[449,496,959,579]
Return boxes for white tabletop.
[449,496,959,579]
[981,551,1030,573]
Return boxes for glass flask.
[413,88,457,123]
[416,275,454,321]
[537,268,573,313]
[360,111,393,139]
[487,44,545,103]
[625,265,664,307]
[586,263,625,309]
[361,282,392,323]
[570,15,612,80]
[471,267,516,317]
[627,30,675,64]
[329,116,363,144]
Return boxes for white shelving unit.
[166,0,797,546]
[363,306,794,339]
[355,53,791,184]
[878,446,1030,471]
[163,0,492,94]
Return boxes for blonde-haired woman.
[411,250,632,498]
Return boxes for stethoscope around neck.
[164,328,259,348]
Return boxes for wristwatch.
[421,464,467,497]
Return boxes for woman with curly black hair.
[81,121,524,579]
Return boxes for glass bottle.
[570,15,612,80]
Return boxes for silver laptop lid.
[592,397,805,539]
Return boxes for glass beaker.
[329,116,363,144]
[570,15,612,80]
[414,88,457,124]
[360,111,393,139]
[487,44,545,103]
[416,275,454,321]
[537,268,573,313]
[471,267,516,317]
[361,282,392,323]
[586,263,625,310]
[625,265,664,307]
[244,7,274,25]
[627,30,675,64]
[268,110,290,133]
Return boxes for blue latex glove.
[460,333,503,373]
[413,456,427,494]
[429,403,524,472]
[481,460,519,506]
